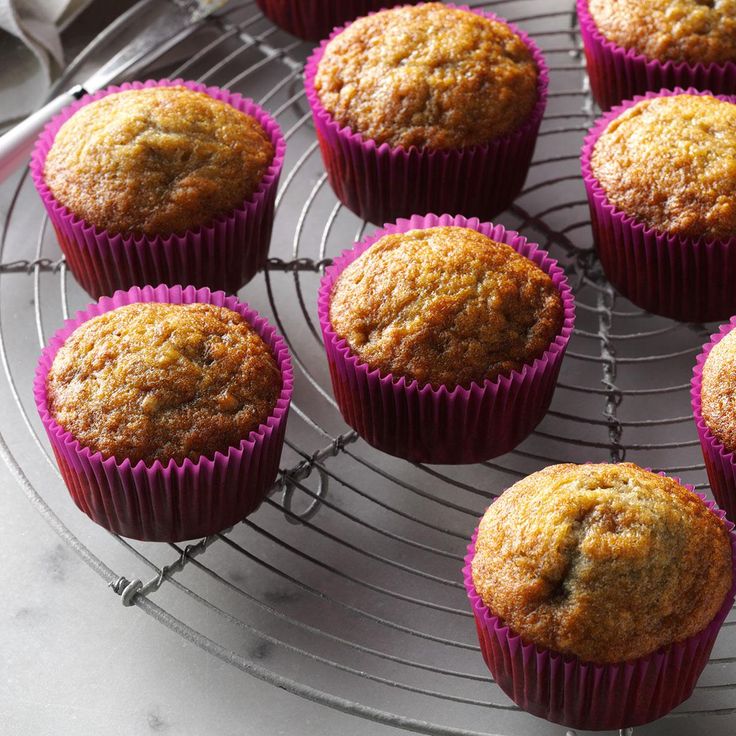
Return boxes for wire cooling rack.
[1,1,735,734]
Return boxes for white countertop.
[0,460,403,735]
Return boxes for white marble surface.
[0,457,403,735]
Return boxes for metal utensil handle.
[0,85,84,183]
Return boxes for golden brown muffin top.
[47,303,282,465]
[701,329,736,451]
[472,462,733,663]
[591,94,736,240]
[329,226,564,388]
[313,3,539,149]
[588,0,736,64]
[44,86,274,235]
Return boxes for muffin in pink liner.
[29,79,286,299]
[464,464,736,731]
[581,88,736,323]
[255,0,418,42]
[692,318,736,523]
[577,0,736,111]
[317,213,575,464]
[304,3,549,226]
[34,284,293,542]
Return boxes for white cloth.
[0,0,87,123]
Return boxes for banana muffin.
[590,94,736,240]
[47,302,282,465]
[587,0,736,65]
[313,3,539,149]
[43,85,275,235]
[329,226,564,388]
[472,462,733,663]
[700,328,736,451]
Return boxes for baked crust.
[47,303,282,464]
[329,226,563,388]
[472,462,733,663]
[588,0,736,65]
[591,94,736,240]
[44,86,274,235]
[701,329,736,451]
[314,3,538,149]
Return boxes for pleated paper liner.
[34,284,293,542]
[692,318,736,523]
[254,0,419,42]
[304,4,549,226]
[317,213,575,464]
[581,87,736,323]
[577,0,736,112]
[464,485,736,731]
[29,79,286,299]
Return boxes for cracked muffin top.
[472,462,733,663]
[47,302,282,465]
[44,86,274,235]
[701,329,736,451]
[329,226,564,388]
[587,0,736,64]
[591,94,736,240]
[313,3,539,149]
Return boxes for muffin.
[255,0,418,42]
[693,319,736,522]
[581,89,736,322]
[578,0,736,110]
[47,303,282,465]
[699,328,736,452]
[30,79,285,297]
[465,462,736,729]
[35,285,293,542]
[329,226,564,388]
[44,86,273,236]
[305,4,548,224]
[318,214,575,464]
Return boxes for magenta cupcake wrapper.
[577,0,736,111]
[464,483,736,730]
[255,0,418,42]
[581,87,736,323]
[692,319,736,523]
[304,4,549,226]
[29,79,286,299]
[34,284,293,542]
[317,213,575,464]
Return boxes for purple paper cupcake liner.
[34,284,293,542]
[317,213,575,464]
[577,0,736,111]
[29,79,286,299]
[255,0,419,42]
[304,4,549,226]
[464,482,736,730]
[581,87,736,323]
[692,319,736,523]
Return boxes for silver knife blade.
[82,0,227,95]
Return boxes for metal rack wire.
[1,1,734,734]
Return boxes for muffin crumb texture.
[588,0,736,64]
[701,329,736,451]
[314,3,538,149]
[591,94,736,240]
[472,462,733,663]
[44,86,274,235]
[329,226,563,388]
[47,303,282,465]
